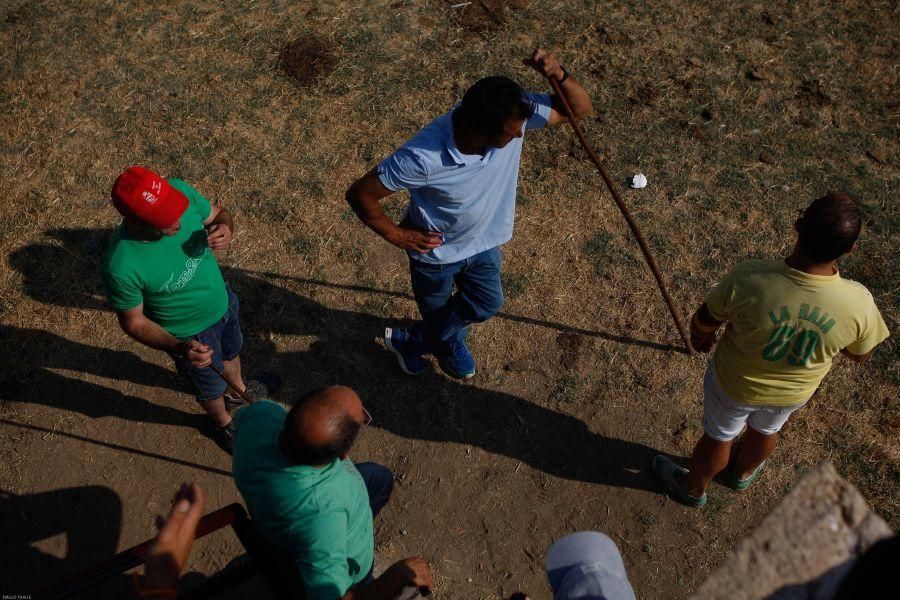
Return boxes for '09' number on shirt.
[762,325,820,367]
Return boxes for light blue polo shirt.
[377,92,553,264]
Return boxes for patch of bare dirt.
[556,331,584,370]
[794,80,832,108]
[450,0,528,33]
[599,26,628,45]
[866,146,887,164]
[629,83,659,107]
[279,36,338,85]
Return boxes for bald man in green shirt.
[233,386,433,599]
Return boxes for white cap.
[545,532,636,600]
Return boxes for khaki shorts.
[702,365,808,442]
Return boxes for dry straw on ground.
[1,1,896,598]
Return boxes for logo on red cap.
[112,166,188,229]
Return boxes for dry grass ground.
[0,1,897,598]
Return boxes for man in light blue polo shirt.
[346,48,592,378]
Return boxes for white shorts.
[702,365,808,442]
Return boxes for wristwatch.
[557,67,570,84]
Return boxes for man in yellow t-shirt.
[654,193,890,507]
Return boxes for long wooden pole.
[209,364,255,403]
[547,75,694,355]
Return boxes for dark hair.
[284,388,361,465]
[796,192,861,262]
[456,76,534,137]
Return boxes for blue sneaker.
[384,327,426,375]
[437,338,476,379]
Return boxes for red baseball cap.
[111,166,188,229]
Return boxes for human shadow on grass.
[0,324,203,428]
[276,338,674,492]
[9,227,677,492]
[0,485,131,598]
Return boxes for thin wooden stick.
[546,75,695,355]
[209,364,254,403]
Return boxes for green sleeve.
[234,399,285,429]
[288,510,354,600]
[704,269,740,322]
[169,179,212,222]
[846,294,890,355]
[102,265,143,311]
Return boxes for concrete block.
[691,461,893,600]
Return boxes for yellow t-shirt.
[705,259,889,407]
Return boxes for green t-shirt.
[102,179,228,339]
[232,401,375,600]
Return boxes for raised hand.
[524,47,564,80]
[141,483,207,592]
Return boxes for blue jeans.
[353,462,394,586]
[407,247,504,353]
[355,462,394,518]
[171,284,244,402]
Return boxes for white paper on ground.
[631,173,648,188]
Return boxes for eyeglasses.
[351,406,373,449]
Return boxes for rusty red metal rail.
[40,504,246,600]
[39,503,302,600]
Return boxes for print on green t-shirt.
[102,179,228,338]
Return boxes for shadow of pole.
[0,418,231,477]
[253,271,686,354]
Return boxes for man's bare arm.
[345,168,443,254]
[840,347,875,364]
[690,303,724,353]
[525,48,592,126]
[117,306,212,367]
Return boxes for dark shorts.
[171,284,244,402]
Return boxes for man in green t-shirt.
[233,386,434,599]
[654,193,890,506]
[102,166,277,453]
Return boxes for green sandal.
[729,460,767,491]
[721,435,767,491]
[652,455,707,507]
